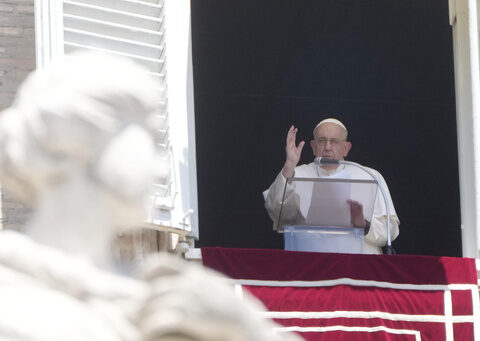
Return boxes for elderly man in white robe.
[264,118,400,254]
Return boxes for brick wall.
[0,0,36,230]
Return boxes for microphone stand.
[314,157,394,254]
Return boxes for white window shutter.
[35,0,198,237]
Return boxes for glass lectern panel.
[284,225,365,254]
[277,177,378,231]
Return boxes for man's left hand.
[348,199,367,228]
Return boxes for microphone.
[314,157,340,166]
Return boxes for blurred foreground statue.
[0,53,300,341]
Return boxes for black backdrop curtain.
[191,0,461,256]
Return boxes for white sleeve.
[263,172,302,231]
[365,169,400,247]
[365,215,400,247]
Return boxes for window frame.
[34,0,199,239]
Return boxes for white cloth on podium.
[263,162,400,254]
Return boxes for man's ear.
[343,141,352,157]
[310,140,316,154]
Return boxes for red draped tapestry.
[201,248,479,341]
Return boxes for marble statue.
[0,52,300,341]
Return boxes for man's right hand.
[282,125,305,178]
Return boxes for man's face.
[310,123,352,167]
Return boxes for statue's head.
[0,52,162,225]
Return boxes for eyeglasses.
[314,138,346,147]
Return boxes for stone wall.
[0,0,36,230]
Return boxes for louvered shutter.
[35,0,198,237]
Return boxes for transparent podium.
[278,177,378,254]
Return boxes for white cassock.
[263,162,400,254]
